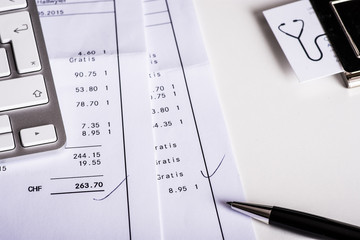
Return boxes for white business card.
[263,0,343,82]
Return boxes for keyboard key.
[20,124,57,147]
[0,115,11,133]
[0,133,15,152]
[0,0,27,12]
[0,74,48,112]
[0,48,10,77]
[0,11,41,73]
[0,0,66,159]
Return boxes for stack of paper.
[0,0,254,239]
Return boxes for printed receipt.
[0,0,161,239]
[0,0,255,239]
[143,0,255,239]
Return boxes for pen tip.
[226,202,233,206]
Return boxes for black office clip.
[310,0,360,88]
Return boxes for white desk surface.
[193,0,360,239]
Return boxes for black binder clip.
[310,0,360,88]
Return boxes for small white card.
[263,0,343,82]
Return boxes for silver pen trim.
[227,202,272,224]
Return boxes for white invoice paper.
[0,0,254,239]
[0,0,161,239]
[143,0,255,239]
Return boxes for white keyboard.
[0,0,66,159]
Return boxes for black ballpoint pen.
[227,202,360,240]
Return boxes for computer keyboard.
[0,0,66,159]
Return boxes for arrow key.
[0,11,41,73]
[20,124,57,147]
[0,74,48,112]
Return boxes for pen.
[227,202,360,240]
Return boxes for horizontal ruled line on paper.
[50,190,105,195]
[65,144,102,149]
[50,175,104,180]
